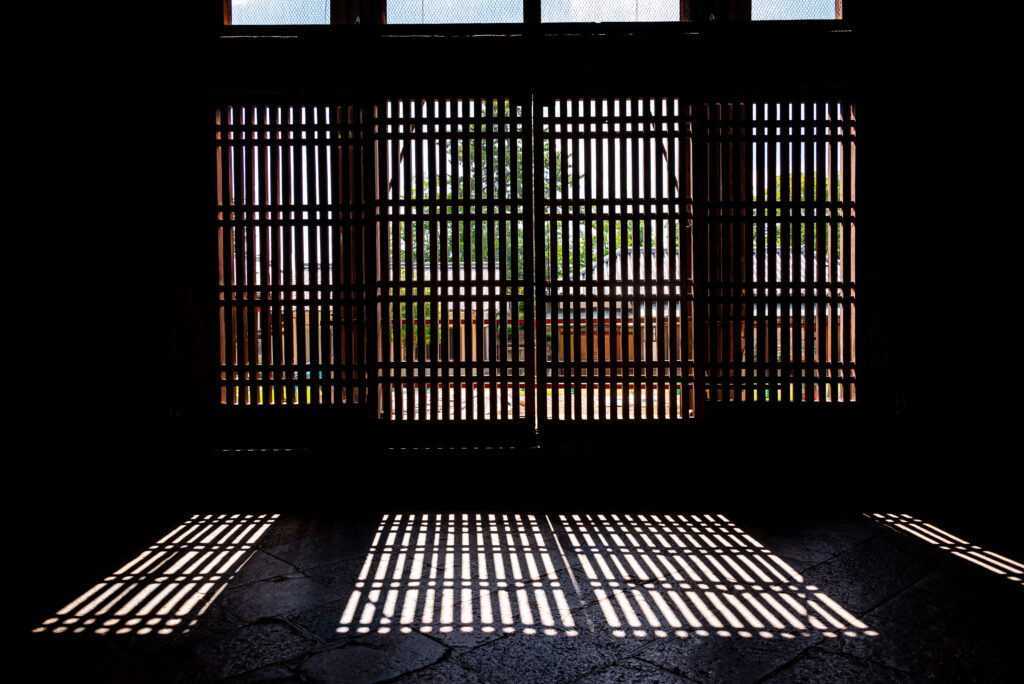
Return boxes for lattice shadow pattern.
[871,513,1024,586]
[34,514,279,636]
[336,513,875,639]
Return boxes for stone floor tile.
[297,632,446,684]
[911,556,1016,599]
[258,515,381,571]
[218,575,342,624]
[304,557,372,594]
[232,551,299,586]
[391,659,487,683]
[21,512,1024,684]
[866,586,977,630]
[817,615,1022,680]
[635,630,824,684]
[419,624,507,650]
[760,646,931,684]
[218,663,304,684]
[752,534,841,569]
[453,620,650,684]
[283,598,354,644]
[776,516,881,553]
[190,621,318,681]
[797,532,936,615]
[574,657,693,683]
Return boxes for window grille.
[216,97,855,415]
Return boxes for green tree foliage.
[389,100,683,346]
[752,172,840,251]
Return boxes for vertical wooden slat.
[457,98,468,421]
[364,102,380,417]
[401,101,412,415]
[801,101,813,401]
[630,97,642,420]
[282,107,296,405]
[258,106,272,405]
[621,99,632,418]
[315,105,329,406]
[461,98,473,420]
[415,99,428,419]
[829,100,841,402]
[511,99,520,422]
[244,107,258,405]
[486,99,499,420]
[338,106,349,407]
[494,99,505,420]
[708,102,722,404]
[439,100,451,421]
[768,100,781,403]
[653,99,665,418]
[712,101,722,404]
[569,98,582,421]
[642,99,654,419]
[377,101,391,418]
[735,102,749,405]
[692,100,707,419]
[428,100,441,418]
[558,98,570,421]
[271,106,286,405]
[596,100,608,420]
[359,103,371,408]
[474,98,485,421]
[414,97,425,419]
[451,99,464,421]
[767,102,779,402]
[845,102,856,401]
[745,101,759,404]
[301,106,313,406]
[725,101,734,405]
[725,100,735,404]
[218,107,231,404]
[814,102,827,402]
[780,102,792,403]
[230,106,243,404]
[684,101,695,416]
[323,106,336,406]
[401,100,414,418]
[523,96,537,426]
[609,100,622,420]
[308,106,320,406]
[501,98,512,419]
[668,99,680,418]
[589,101,598,421]
[674,98,685,417]
[541,99,554,422]
[750,100,761,403]
[797,100,808,402]
[488,99,499,419]
[388,102,401,418]
[305,106,320,405]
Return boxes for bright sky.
[231,0,835,25]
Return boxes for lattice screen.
[377,98,532,421]
[536,98,694,421]
[699,100,855,404]
[215,97,855,415]
[216,104,370,406]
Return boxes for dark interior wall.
[21,4,1020,513]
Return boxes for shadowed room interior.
[17,1,1021,682]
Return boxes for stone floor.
[20,508,1024,683]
